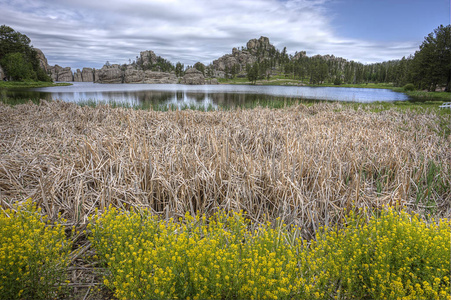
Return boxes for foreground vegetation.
[1,202,449,299]
[0,101,450,298]
[0,101,449,223]
[90,206,449,300]
[0,200,72,299]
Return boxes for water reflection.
[1,82,410,109]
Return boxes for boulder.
[180,68,205,85]
[143,70,177,84]
[139,50,158,67]
[95,64,123,83]
[48,65,60,81]
[81,68,94,82]
[74,69,83,82]
[246,36,273,56]
[49,65,73,82]
[58,67,74,82]
[124,67,144,83]
[122,66,178,84]
[206,78,219,85]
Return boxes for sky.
[1,0,449,70]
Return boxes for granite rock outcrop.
[94,64,123,83]
[49,65,74,82]
[180,68,205,85]
[123,66,177,84]
[34,48,49,73]
[142,70,177,84]
[211,36,276,78]
[82,68,95,82]
[139,50,158,67]
[74,69,83,82]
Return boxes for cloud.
[0,0,421,69]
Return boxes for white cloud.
[0,0,420,69]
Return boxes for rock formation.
[48,65,73,82]
[211,36,276,78]
[180,68,205,85]
[293,51,307,60]
[40,36,317,84]
[58,67,74,81]
[139,51,158,67]
[123,67,143,83]
[205,78,219,85]
[34,48,49,73]
[94,64,123,84]
[142,70,177,84]
[246,36,275,57]
[82,68,95,82]
[88,64,178,84]
[74,69,83,82]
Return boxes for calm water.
[2,82,410,108]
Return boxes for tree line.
[240,25,450,91]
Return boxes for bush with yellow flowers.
[89,206,450,300]
[0,200,72,300]
[304,206,450,299]
[89,207,309,300]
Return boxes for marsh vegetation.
[0,101,450,299]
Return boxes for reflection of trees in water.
[209,93,246,106]
[2,90,52,102]
[133,91,176,103]
[176,91,183,101]
[185,93,206,102]
[2,88,300,109]
[209,93,283,108]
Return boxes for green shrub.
[0,200,72,299]
[403,83,416,91]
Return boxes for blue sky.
[327,0,449,41]
[0,0,449,70]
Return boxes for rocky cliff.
[34,48,49,73]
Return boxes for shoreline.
[1,79,449,102]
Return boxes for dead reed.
[0,100,449,237]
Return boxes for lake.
[2,82,410,109]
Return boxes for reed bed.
[0,100,450,236]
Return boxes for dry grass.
[0,100,450,237]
